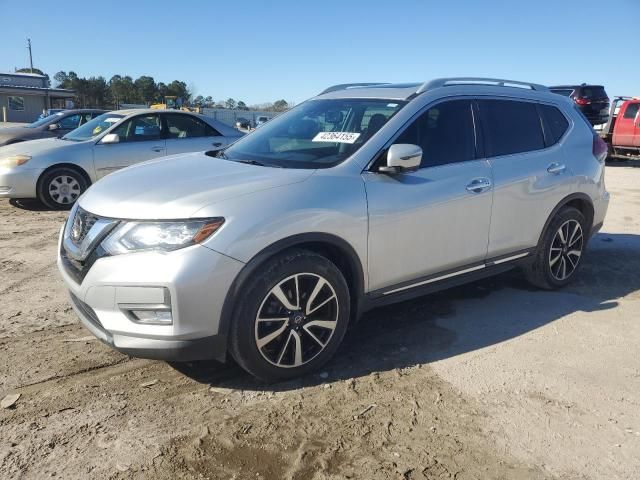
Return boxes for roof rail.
[319,83,391,95]
[416,77,549,94]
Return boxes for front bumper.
[0,167,44,198]
[57,229,245,362]
[68,292,228,361]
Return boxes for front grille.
[69,292,103,330]
[60,241,107,284]
[70,207,100,246]
[62,207,114,284]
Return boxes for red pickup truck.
[599,97,640,160]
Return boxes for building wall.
[0,93,46,122]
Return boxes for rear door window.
[478,100,545,157]
[164,113,220,138]
[394,100,476,168]
[539,105,570,145]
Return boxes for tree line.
[17,68,290,112]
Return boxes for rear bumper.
[0,167,43,198]
[591,190,610,237]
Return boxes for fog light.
[119,288,173,325]
[129,309,173,325]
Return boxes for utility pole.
[27,38,33,73]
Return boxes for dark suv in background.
[550,84,610,125]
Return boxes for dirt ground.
[1,163,639,479]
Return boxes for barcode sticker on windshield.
[312,132,361,144]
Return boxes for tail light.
[592,133,608,162]
[575,97,591,106]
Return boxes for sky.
[1,0,638,105]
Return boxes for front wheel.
[228,249,350,382]
[37,167,88,210]
[524,207,587,289]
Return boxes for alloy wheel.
[49,175,81,205]
[254,273,339,368]
[549,219,583,281]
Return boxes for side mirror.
[48,123,60,131]
[379,144,422,174]
[100,133,120,144]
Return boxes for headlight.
[0,155,31,168]
[101,218,224,255]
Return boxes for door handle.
[151,146,165,152]
[466,178,492,193]
[547,163,566,175]
[212,142,223,147]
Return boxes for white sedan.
[0,109,243,209]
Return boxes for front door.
[93,113,166,178]
[163,113,230,155]
[613,102,640,147]
[631,103,640,148]
[364,99,493,292]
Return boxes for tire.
[228,249,350,382]
[524,207,587,290]
[37,167,88,210]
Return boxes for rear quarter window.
[539,105,570,145]
[478,100,545,157]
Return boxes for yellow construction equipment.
[149,96,201,113]
[150,96,178,110]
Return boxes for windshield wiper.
[236,159,265,166]
[237,159,283,168]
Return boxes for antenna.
[27,38,33,73]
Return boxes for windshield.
[27,112,65,128]
[62,113,124,142]
[221,99,405,168]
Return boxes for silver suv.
[57,78,609,381]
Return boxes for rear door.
[479,99,574,258]
[163,113,229,155]
[613,101,640,147]
[93,113,166,178]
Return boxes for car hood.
[0,126,35,144]
[0,137,76,156]
[79,152,315,219]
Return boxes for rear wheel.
[228,249,350,382]
[524,207,587,289]
[37,167,88,210]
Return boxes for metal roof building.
[0,72,75,123]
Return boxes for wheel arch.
[36,163,93,192]
[218,233,366,339]
[537,193,595,247]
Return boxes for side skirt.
[361,249,533,312]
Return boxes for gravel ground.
[0,163,639,479]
